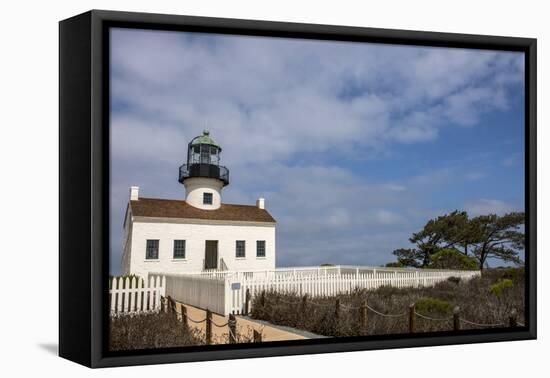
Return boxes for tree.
[391,210,525,270]
[428,248,478,270]
[392,248,423,268]
[469,212,525,270]
[393,210,472,267]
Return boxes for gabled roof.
[129,197,276,223]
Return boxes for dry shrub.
[109,311,203,351]
[250,268,525,337]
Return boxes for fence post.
[228,314,237,344]
[334,298,340,318]
[360,300,368,330]
[253,329,262,343]
[206,309,213,345]
[170,297,177,319]
[260,290,266,308]
[300,294,308,314]
[244,288,251,315]
[409,303,416,333]
[160,296,165,313]
[509,309,518,328]
[181,305,188,328]
[167,296,173,315]
[453,306,460,331]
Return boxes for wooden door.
[204,240,218,270]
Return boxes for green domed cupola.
[190,129,221,149]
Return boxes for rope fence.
[253,289,524,333]
[162,296,262,345]
[162,291,525,344]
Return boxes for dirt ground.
[174,302,307,344]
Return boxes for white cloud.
[111,28,524,166]
[465,199,516,216]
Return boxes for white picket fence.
[150,267,480,316]
[109,275,165,314]
[225,269,480,315]
[163,273,226,315]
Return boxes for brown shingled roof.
[130,198,276,223]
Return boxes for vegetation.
[428,248,478,270]
[110,312,202,351]
[391,210,525,270]
[250,268,524,337]
[490,279,514,296]
[415,297,453,316]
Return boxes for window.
[256,240,266,257]
[173,240,186,259]
[200,145,210,164]
[236,240,246,258]
[203,192,213,205]
[145,239,159,260]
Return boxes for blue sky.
[109,28,525,274]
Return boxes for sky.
[109,28,525,274]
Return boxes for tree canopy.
[391,210,525,270]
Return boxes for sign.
[231,282,241,290]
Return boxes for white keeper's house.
[122,130,276,278]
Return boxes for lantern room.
[178,130,230,187]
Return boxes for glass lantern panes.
[189,144,220,166]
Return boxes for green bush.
[415,297,453,316]
[385,261,404,268]
[428,248,478,270]
[490,279,513,296]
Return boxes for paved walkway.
[175,302,310,344]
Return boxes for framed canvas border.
[59,9,537,368]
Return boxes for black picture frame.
[59,9,537,368]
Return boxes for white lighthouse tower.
[178,130,230,210]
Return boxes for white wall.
[129,219,276,277]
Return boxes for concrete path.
[175,302,310,344]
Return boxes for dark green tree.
[393,210,472,267]
[391,210,525,269]
[428,248,478,270]
[469,212,525,270]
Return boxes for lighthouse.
[178,130,230,210]
[122,129,276,277]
